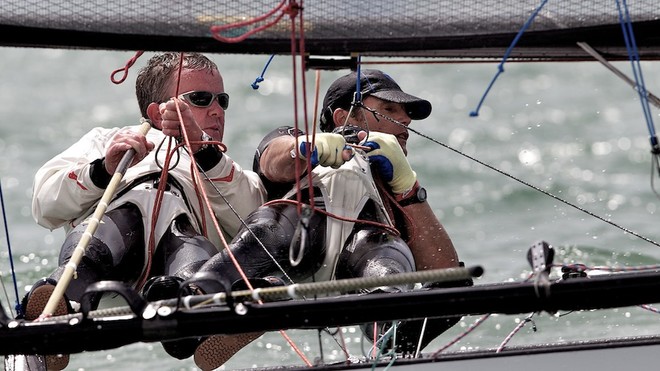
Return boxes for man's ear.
[146,102,163,130]
[332,108,348,127]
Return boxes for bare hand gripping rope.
[40,121,152,318]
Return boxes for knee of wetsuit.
[336,228,415,293]
[58,232,115,304]
[227,203,327,281]
[184,271,233,296]
[57,204,145,304]
[153,215,218,279]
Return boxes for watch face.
[417,187,427,202]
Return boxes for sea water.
[1,47,660,370]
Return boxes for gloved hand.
[297,133,349,168]
[360,132,417,194]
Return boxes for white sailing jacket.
[283,151,393,282]
[32,125,266,251]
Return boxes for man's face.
[343,96,412,155]
[170,68,226,141]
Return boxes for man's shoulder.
[255,126,304,164]
[261,126,304,143]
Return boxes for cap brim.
[370,90,432,120]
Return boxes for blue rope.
[251,54,275,90]
[354,55,363,104]
[352,56,380,106]
[615,0,659,151]
[369,322,397,371]
[0,179,22,317]
[469,0,549,117]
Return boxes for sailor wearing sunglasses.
[26,52,265,370]
[179,90,230,110]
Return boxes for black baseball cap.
[320,69,432,132]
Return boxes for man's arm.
[259,132,351,183]
[400,201,459,271]
[32,127,118,229]
[362,132,461,271]
[259,135,301,183]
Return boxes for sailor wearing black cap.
[186,70,469,367]
[320,69,431,153]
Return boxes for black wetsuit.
[48,163,221,308]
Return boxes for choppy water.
[1,47,660,370]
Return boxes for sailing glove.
[297,133,349,168]
[361,132,417,194]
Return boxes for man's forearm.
[259,136,305,183]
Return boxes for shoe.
[22,278,71,370]
[193,331,264,370]
[192,276,284,370]
[141,275,202,360]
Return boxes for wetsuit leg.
[334,227,416,293]
[150,214,218,281]
[195,202,327,290]
[49,203,145,307]
[335,212,465,354]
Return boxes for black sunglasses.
[179,91,229,110]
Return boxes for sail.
[1,0,659,60]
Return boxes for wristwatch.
[397,182,427,207]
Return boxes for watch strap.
[396,181,428,207]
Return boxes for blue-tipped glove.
[360,132,417,194]
[297,133,349,168]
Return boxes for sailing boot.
[22,278,74,370]
[192,276,286,370]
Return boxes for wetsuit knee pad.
[152,215,218,280]
[56,205,144,302]
[199,203,326,286]
[336,228,415,293]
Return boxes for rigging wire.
[208,2,315,365]
[616,0,658,141]
[431,314,491,357]
[210,0,289,43]
[110,51,144,84]
[359,104,660,248]
[0,180,21,317]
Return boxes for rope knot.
[284,2,302,17]
[111,51,144,84]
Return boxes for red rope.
[209,0,300,43]
[209,3,316,365]
[263,198,401,237]
[110,51,144,84]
